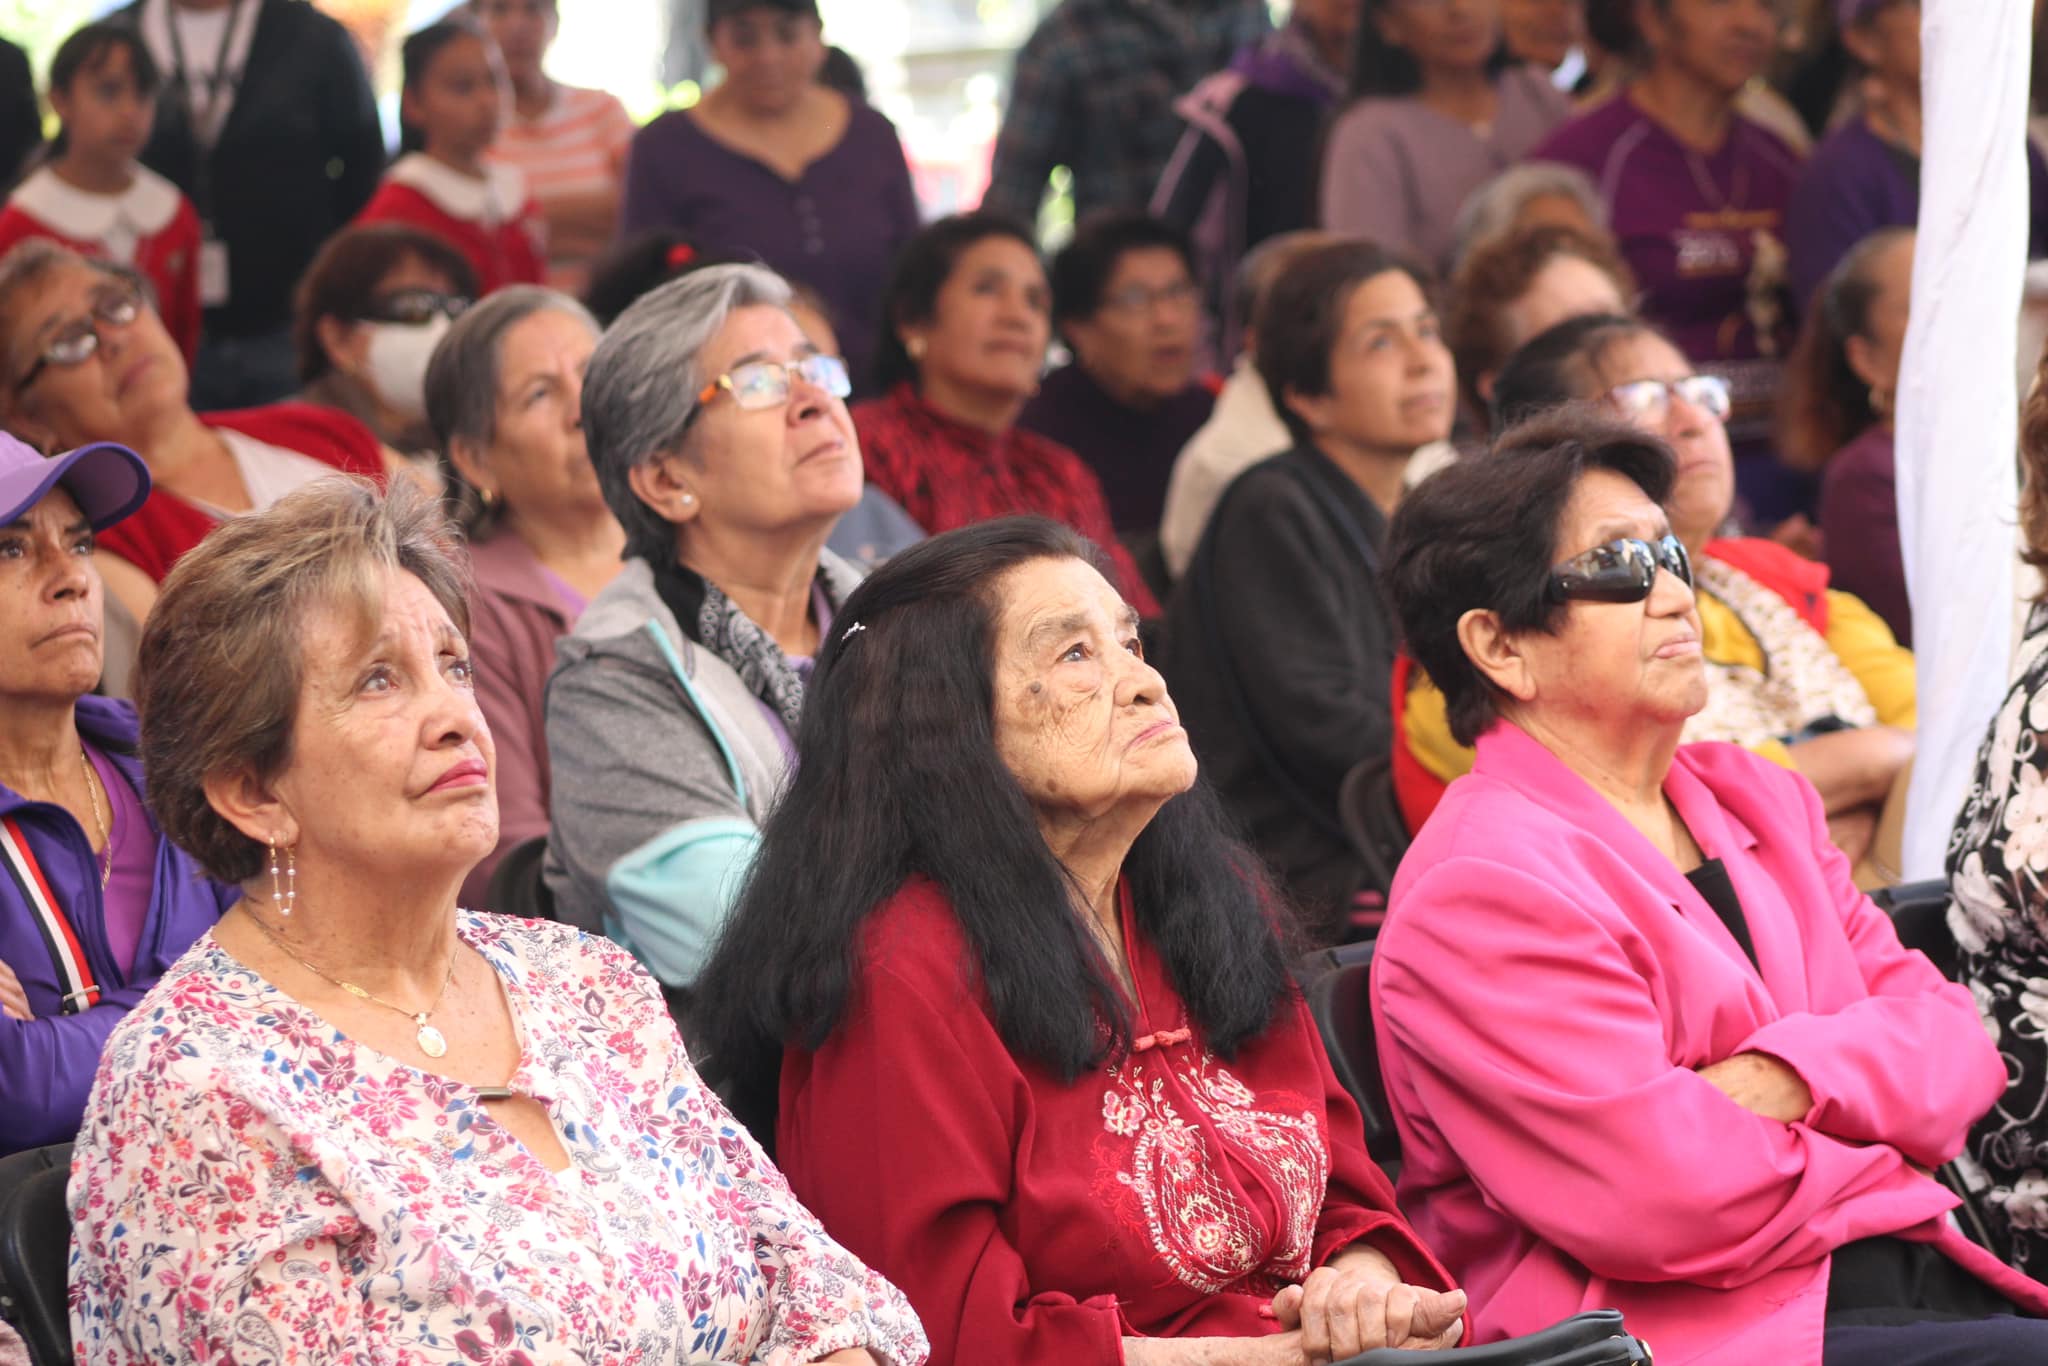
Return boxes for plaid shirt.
[983,0,1271,227]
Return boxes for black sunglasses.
[359,289,471,327]
[1547,534,1693,604]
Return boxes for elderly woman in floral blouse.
[67,477,926,1364]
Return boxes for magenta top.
[85,745,151,977]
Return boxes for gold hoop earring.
[479,487,500,511]
[268,834,297,917]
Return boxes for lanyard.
[164,0,248,220]
[0,816,102,1016]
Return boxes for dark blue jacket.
[0,695,234,1153]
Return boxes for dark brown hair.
[1385,409,1677,745]
[2022,349,2048,587]
[1777,227,1909,473]
[1255,239,1434,449]
[292,224,478,384]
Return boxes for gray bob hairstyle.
[583,261,795,563]
[423,284,599,534]
[1447,163,1608,277]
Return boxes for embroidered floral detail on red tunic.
[1092,1038,1329,1295]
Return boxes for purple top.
[539,565,588,620]
[618,100,922,395]
[1786,114,2048,313]
[1017,363,1216,535]
[1531,94,1807,523]
[1320,64,1575,276]
[84,746,151,978]
[1819,424,1909,647]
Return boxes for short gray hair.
[0,241,152,398]
[424,285,598,533]
[1448,163,1607,276]
[583,262,794,564]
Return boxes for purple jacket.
[0,695,233,1153]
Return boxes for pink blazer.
[1372,722,2048,1366]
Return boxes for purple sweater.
[1819,425,1910,647]
[1786,114,2048,314]
[619,100,922,394]
[0,695,234,1153]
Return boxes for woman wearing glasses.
[0,239,404,627]
[424,286,622,910]
[293,223,479,459]
[1399,312,1914,880]
[1372,406,2048,1365]
[544,263,864,988]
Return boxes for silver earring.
[269,834,297,917]
[680,492,695,505]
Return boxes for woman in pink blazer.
[1373,407,2048,1366]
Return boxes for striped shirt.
[487,83,636,276]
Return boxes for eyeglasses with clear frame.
[1603,374,1732,425]
[12,284,145,395]
[693,353,851,417]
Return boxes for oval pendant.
[416,1023,449,1058]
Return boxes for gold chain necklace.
[245,909,459,1058]
[77,748,110,890]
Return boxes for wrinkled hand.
[1271,1257,1466,1362]
[1698,1051,1813,1123]
[0,958,31,1022]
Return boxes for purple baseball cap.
[0,430,150,530]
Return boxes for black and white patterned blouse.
[1946,599,2048,1273]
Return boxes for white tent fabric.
[1895,0,2029,878]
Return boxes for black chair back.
[1300,942,1401,1178]
[1341,1309,1652,1364]
[0,1143,73,1366]
[484,834,556,921]
[1338,755,1411,906]
[1870,878,1958,981]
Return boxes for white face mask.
[359,315,452,422]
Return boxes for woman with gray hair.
[1445,161,1610,277]
[545,262,864,988]
[425,285,624,907]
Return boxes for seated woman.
[1161,239,1456,937]
[1779,227,1915,645]
[546,263,865,986]
[1947,346,2048,1277]
[422,285,622,908]
[1445,221,1634,437]
[0,240,399,624]
[581,228,924,568]
[294,222,479,458]
[1319,0,1574,276]
[71,476,926,1364]
[852,213,1158,614]
[0,432,229,1155]
[1401,313,1915,879]
[695,517,1464,1366]
[1375,408,2048,1363]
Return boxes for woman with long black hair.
[694,517,1462,1366]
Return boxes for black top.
[1160,444,1392,939]
[0,39,38,193]
[116,0,386,338]
[1683,858,1759,968]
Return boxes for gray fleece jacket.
[541,552,863,986]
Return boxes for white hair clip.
[841,621,866,643]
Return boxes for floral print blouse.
[68,912,929,1365]
[1947,599,2048,1273]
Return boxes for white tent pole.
[1896,0,2028,878]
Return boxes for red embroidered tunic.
[852,383,1161,616]
[776,876,1453,1366]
